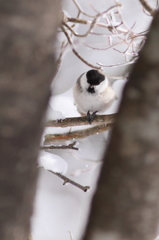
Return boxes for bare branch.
[44,123,113,144]
[67,17,114,29]
[67,17,90,25]
[48,170,90,192]
[59,2,146,71]
[68,231,74,240]
[63,21,122,38]
[58,0,150,74]
[46,114,116,128]
[54,40,68,76]
[63,4,122,38]
[72,0,94,18]
[90,30,123,36]
[97,57,137,67]
[61,25,101,70]
[83,40,125,51]
[139,0,157,16]
[40,142,78,151]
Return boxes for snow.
[45,104,65,120]
[38,151,68,174]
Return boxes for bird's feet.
[87,111,98,124]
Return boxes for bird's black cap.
[86,70,105,85]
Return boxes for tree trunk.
[83,9,159,240]
[0,1,61,239]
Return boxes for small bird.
[73,69,117,124]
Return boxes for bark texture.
[0,1,61,240]
[83,9,159,240]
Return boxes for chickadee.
[73,69,117,124]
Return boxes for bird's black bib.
[87,86,95,94]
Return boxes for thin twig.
[83,40,125,51]
[60,2,145,71]
[97,57,137,67]
[72,0,94,18]
[44,123,114,144]
[143,6,151,16]
[61,25,101,70]
[46,114,116,128]
[54,40,68,76]
[64,21,121,38]
[48,170,90,192]
[138,0,157,16]
[89,31,122,37]
[66,16,123,35]
[68,231,74,240]
[61,4,126,70]
[40,142,78,151]
[67,17,113,29]
[59,0,149,73]
[63,4,122,38]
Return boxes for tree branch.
[71,0,94,18]
[61,25,101,70]
[40,141,78,150]
[0,0,61,239]
[48,170,90,192]
[63,4,122,38]
[67,17,115,29]
[46,114,116,128]
[54,40,68,77]
[83,7,159,240]
[44,123,113,144]
[139,0,157,16]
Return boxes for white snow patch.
[38,151,68,174]
[45,104,65,120]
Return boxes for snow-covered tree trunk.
[83,8,159,240]
[0,1,61,240]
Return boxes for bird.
[73,69,117,124]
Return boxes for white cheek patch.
[95,77,109,93]
[80,73,90,90]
